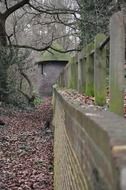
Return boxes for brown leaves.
[59,89,108,111]
[0,98,53,190]
[59,89,126,116]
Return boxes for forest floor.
[0,98,53,190]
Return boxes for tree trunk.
[0,1,29,103]
[0,17,7,46]
[0,17,9,102]
[0,63,9,102]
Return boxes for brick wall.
[53,88,126,190]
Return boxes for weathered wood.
[85,42,94,96]
[64,64,70,88]
[78,48,86,93]
[94,33,107,106]
[58,70,65,88]
[59,72,63,87]
[68,56,78,89]
[99,36,110,50]
[84,37,109,58]
[109,11,126,115]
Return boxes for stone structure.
[37,44,69,96]
[53,87,126,190]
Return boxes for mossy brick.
[94,33,107,106]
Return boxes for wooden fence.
[57,11,126,116]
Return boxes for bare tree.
[0,0,80,102]
[0,0,79,51]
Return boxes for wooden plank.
[68,57,78,89]
[99,36,110,50]
[78,48,86,93]
[94,33,107,106]
[85,42,94,96]
[109,11,125,115]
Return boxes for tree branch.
[8,44,51,52]
[4,0,8,10]
[18,89,34,103]
[19,69,33,96]
[50,46,80,53]
[28,2,78,15]
[4,0,29,19]
[18,69,35,104]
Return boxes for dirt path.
[0,99,53,190]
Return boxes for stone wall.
[53,87,126,190]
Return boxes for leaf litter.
[0,98,53,190]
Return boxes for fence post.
[68,56,78,89]
[78,48,86,93]
[60,71,64,87]
[64,64,69,88]
[109,11,126,115]
[85,42,94,96]
[57,74,62,87]
[94,34,107,106]
[68,58,72,88]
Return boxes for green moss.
[109,81,124,115]
[94,33,107,106]
[85,42,94,96]
[94,84,106,106]
[68,57,77,89]
[86,83,94,96]
[67,57,78,89]
[95,95,106,106]
[95,33,107,48]
[69,78,76,89]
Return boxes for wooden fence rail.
[57,11,126,116]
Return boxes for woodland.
[0,0,125,189]
[0,0,123,105]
